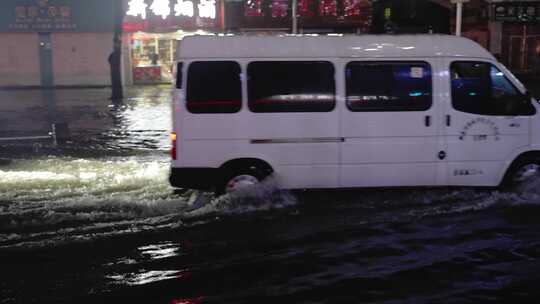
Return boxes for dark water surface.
[1,86,540,303]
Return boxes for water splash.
[0,157,297,249]
[184,176,297,218]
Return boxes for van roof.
[178,34,495,60]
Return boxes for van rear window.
[186,61,242,114]
[248,61,335,113]
[346,62,432,112]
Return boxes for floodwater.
[2,86,540,303]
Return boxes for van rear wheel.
[215,166,270,195]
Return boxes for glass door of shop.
[131,34,177,84]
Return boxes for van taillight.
[171,132,177,160]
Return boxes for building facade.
[3,0,539,88]
[122,0,222,84]
[0,0,118,88]
[454,0,540,74]
[489,0,540,74]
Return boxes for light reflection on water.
[105,242,188,287]
[138,242,181,260]
[107,270,188,286]
[0,86,173,152]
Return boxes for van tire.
[501,157,540,190]
[215,164,272,195]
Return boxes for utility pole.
[292,0,298,34]
[451,0,469,36]
[110,0,125,102]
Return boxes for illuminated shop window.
[384,7,392,19]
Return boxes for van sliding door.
[245,60,341,189]
[340,60,440,187]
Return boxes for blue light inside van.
[409,92,423,97]
[469,92,477,96]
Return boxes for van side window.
[451,61,535,116]
[248,61,335,113]
[176,62,183,89]
[346,62,432,112]
[186,61,242,114]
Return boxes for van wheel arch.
[501,151,540,188]
[216,158,274,195]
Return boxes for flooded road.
[1,86,540,303]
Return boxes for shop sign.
[124,0,217,31]
[493,2,540,23]
[226,0,371,30]
[0,0,116,32]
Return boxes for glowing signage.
[198,0,216,19]
[175,0,194,17]
[127,0,148,19]
[2,0,116,32]
[126,0,216,20]
[150,0,171,19]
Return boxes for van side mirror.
[525,90,533,101]
[518,91,536,115]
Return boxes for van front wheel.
[502,159,540,189]
[508,163,540,187]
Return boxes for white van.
[170,34,540,194]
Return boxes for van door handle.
[446,115,451,127]
[424,115,431,127]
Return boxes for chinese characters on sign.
[238,0,371,30]
[245,0,264,17]
[150,0,172,19]
[319,0,337,17]
[493,2,540,23]
[271,0,288,18]
[126,0,216,20]
[199,0,216,19]
[298,0,316,17]
[9,1,76,31]
[243,0,369,19]
[175,0,194,17]
[127,0,148,19]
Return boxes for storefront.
[123,0,221,84]
[491,1,540,74]
[0,0,116,88]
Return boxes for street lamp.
[451,0,469,36]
